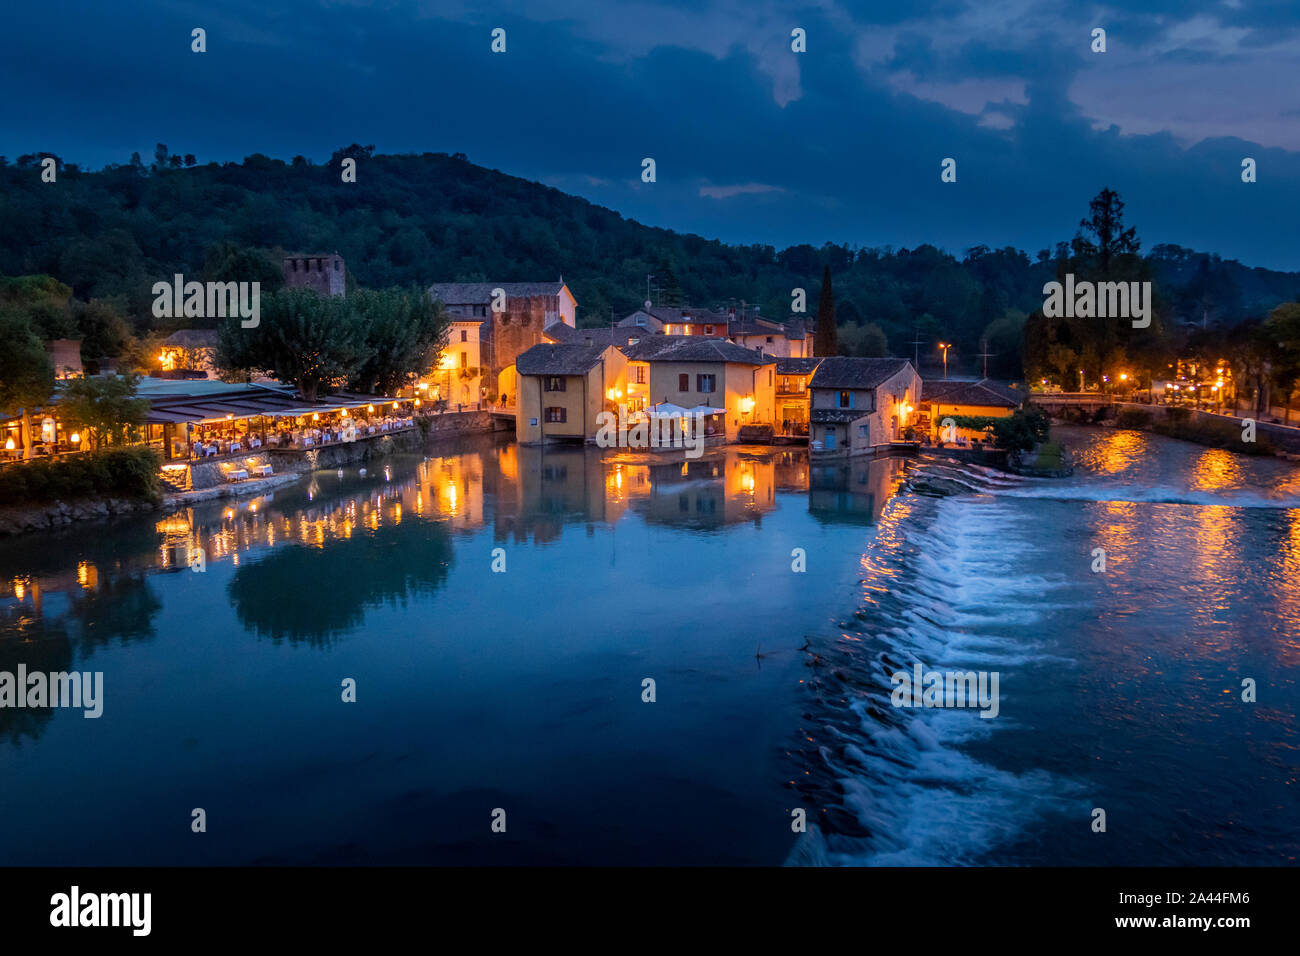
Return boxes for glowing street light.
[938,342,952,379]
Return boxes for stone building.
[283,253,346,297]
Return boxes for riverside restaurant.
[2,377,419,467]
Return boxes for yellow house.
[424,319,484,408]
[919,379,1024,442]
[516,343,628,444]
[631,338,777,443]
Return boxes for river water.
[0,427,1296,865]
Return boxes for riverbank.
[1053,402,1293,457]
[0,410,515,537]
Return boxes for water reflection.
[809,458,908,525]
[1,439,853,654]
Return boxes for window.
[697,373,716,393]
[704,325,714,335]
[334,260,340,272]
[769,370,773,386]
[460,330,467,342]
[766,336,774,344]
[838,391,854,408]
[678,373,689,392]
[635,315,647,327]
[544,407,567,423]
[859,425,869,437]
[635,366,647,384]
[460,352,468,369]
[544,377,566,392]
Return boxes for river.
[1,427,1296,865]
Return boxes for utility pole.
[910,330,925,371]
[938,342,952,380]
[977,339,995,379]
[646,274,655,306]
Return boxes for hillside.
[1,146,1296,378]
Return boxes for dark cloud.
[0,0,1296,268]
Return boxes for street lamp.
[1078,369,1085,391]
[938,342,952,380]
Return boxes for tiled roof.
[921,379,1024,408]
[515,343,608,376]
[776,357,823,375]
[809,357,914,390]
[623,337,776,365]
[545,325,643,349]
[811,408,869,424]
[428,281,567,304]
[163,329,219,348]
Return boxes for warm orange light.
[4,438,14,450]
[69,432,80,444]
[312,413,319,421]
[740,396,755,413]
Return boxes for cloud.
[699,182,783,199]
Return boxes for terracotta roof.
[515,343,608,376]
[921,379,1024,408]
[809,357,914,390]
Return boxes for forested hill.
[1,146,1297,378]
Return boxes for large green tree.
[348,287,449,395]
[0,311,57,459]
[59,373,150,450]
[217,288,370,401]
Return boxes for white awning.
[646,402,693,417]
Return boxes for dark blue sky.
[3,0,1298,269]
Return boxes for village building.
[774,356,823,435]
[282,253,346,297]
[919,379,1025,443]
[618,305,729,336]
[428,281,577,408]
[726,315,814,358]
[158,329,219,379]
[45,339,83,379]
[423,319,485,408]
[515,343,629,444]
[808,357,922,457]
[627,337,777,443]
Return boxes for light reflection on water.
[2,426,1297,866]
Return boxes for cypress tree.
[814,265,838,356]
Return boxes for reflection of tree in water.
[227,521,454,646]
[70,573,161,654]
[0,608,73,745]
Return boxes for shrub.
[0,446,161,506]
